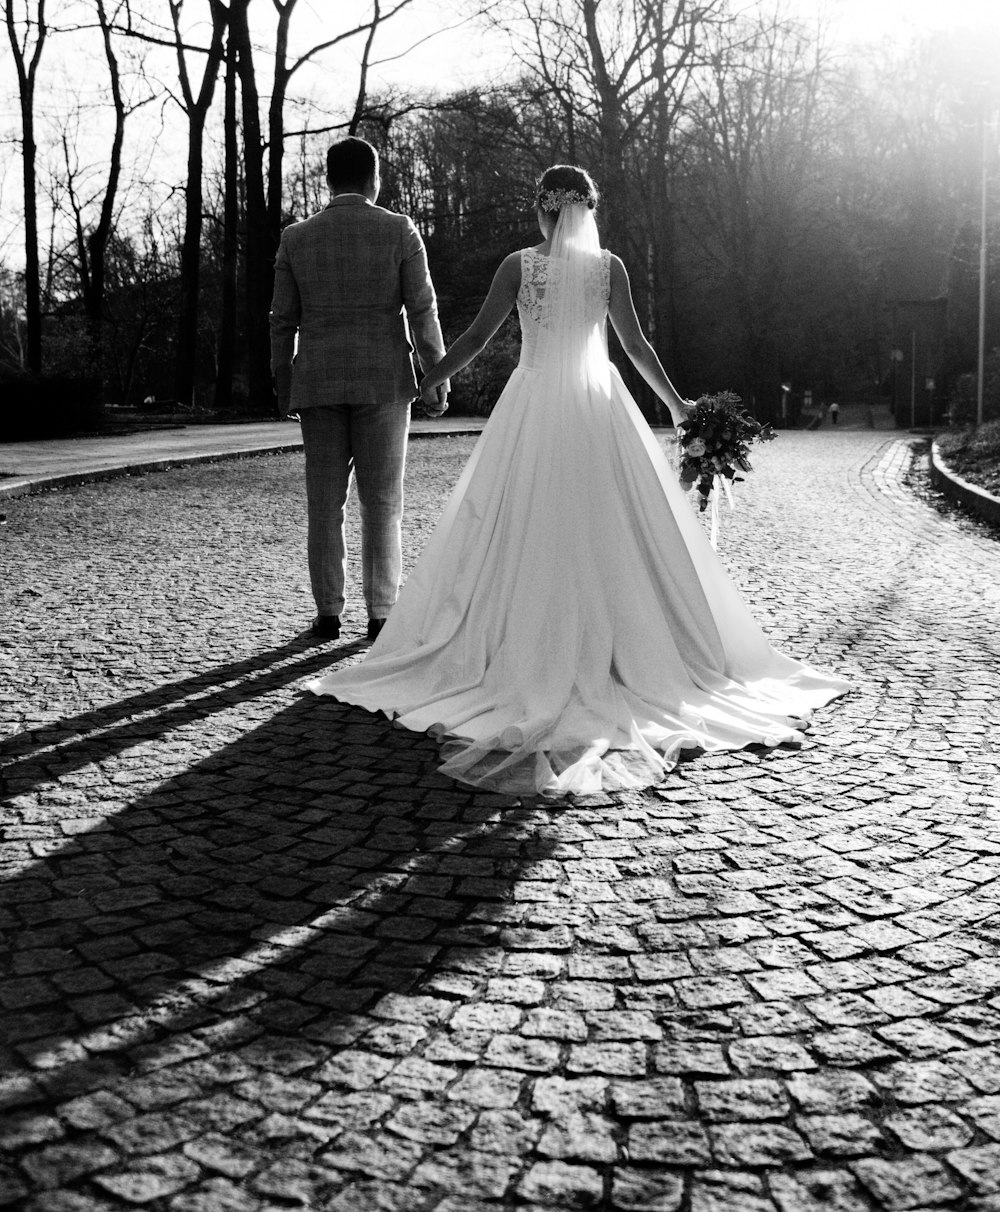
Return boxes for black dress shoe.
[367,618,386,640]
[311,615,341,639]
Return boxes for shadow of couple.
[1,634,567,1204]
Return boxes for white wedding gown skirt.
[309,246,848,796]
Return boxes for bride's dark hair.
[535,165,600,216]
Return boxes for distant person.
[269,136,448,641]
[308,164,849,796]
[829,401,840,425]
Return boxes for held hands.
[416,371,449,419]
[415,383,448,419]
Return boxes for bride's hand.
[672,399,696,427]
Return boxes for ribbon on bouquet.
[708,474,736,551]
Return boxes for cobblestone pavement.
[2,417,1000,1212]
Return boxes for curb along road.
[929,440,1000,529]
[0,418,489,500]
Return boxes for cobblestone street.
[2,419,1000,1211]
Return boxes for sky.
[315,0,1000,94]
[795,0,998,38]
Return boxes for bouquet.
[677,391,775,543]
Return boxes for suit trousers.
[299,401,410,619]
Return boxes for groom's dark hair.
[327,137,379,192]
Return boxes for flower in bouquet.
[676,391,775,541]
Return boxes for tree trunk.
[172,0,227,407]
[77,0,126,376]
[176,122,207,406]
[580,0,625,248]
[347,0,379,135]
[267,0,297,251]
[649,4,688,402]
[214,26,239,411]
[5,0,46,372]
[17,83,42,372]
[232,0,275,415]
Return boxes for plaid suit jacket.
[269,195,446,410]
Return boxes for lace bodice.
[516,247,611,369]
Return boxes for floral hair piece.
[536,187,592,212]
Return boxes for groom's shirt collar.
[327,193,373,208]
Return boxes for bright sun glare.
[340,0,1000,97]
[789,0,1000,39]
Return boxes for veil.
[535,202,611,408]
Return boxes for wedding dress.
[308,205,849,796]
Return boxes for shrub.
[936,418,1000,498]
[946,348,1000,426]
[0,369,104,441]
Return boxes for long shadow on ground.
[0,643,557,1208]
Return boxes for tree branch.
[286,0,413,80]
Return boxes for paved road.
[0,418,486,498]
[2,414,1000,1211]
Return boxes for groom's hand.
[419,383,449,419]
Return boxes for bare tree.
[59,0,129,370]
[213,13,239,410]
[168,0,228,407]
[493,0,720,244]
[265,1,413,241]
[679,11,833,417]
[103,217,174,406]
[0,265,28,369]
[227,0,271,412]
[640,0,700,387]
[5,0,47,371]
[36,1,166,388]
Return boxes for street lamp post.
[910,331,917,429]
[977,106,989,427]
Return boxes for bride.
[308,164,849,796]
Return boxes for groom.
[270,136,448,641]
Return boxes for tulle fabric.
[308,207,849,796]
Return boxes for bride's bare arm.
[420,253,521,397]
[608,255,690,426]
